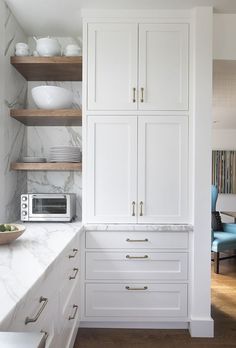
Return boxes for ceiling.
[5,0,236,36]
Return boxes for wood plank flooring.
[74,258,236,348]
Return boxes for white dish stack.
[49,146,81,163]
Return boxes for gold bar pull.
[69,267,79,280]
[132,201,135,216]
[126,238,148,242]
[126,255,148,259]
[133,87,136,103]
[125,286,148,291]
[140,201,143,216]
[68,305,79,320]
[68,248,78,259]
[25,297,48,325]
[140,87,144,102]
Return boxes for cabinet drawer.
[86,283,187,318]
[86,252,188,280]
[86,231,188,249]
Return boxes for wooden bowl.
[0,224,26,245]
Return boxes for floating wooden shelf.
[10,56,82,81]
[10,162,82,171]
[10,109,82,126]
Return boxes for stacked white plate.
[49,146,81,163]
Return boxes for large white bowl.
[35,38,61,57]
[32,86,73,109]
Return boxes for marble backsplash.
[26,80,82,219]
[0,1,28,222]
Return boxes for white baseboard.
[80,321,189,329]
[189,317,214,337]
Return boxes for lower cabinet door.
[86,252,188,280]
[86,283,187,318]
[57,280,80,348]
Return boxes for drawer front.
[86,252,188,280]
[86,283,187,318]
[86,231,188,249]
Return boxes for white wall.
[213,14,236,59]
[212,129,236,221]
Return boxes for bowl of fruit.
[0,224,25,245]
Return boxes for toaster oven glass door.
[31,195,68,216]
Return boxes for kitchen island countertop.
[0,220,83,325]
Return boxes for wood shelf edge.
[10,162,82,171]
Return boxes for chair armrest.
[223,223,236,233]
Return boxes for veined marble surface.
[84,224,193,232]
[0,220,83,326]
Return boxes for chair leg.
[214,252,220,274]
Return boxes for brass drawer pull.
[133,88,136,103]
[132,201,135,216]
[125,286,148,291]
[126,255,148,259]
[69,305,78,320]
[139,201,143,216]
[69,267,79,280]
[25,297,48,325]
[40,330,49,341]
[68,248,78,259]
[140,87,144,103]
[126,238,148,242]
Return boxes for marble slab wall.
[0,1,27,222]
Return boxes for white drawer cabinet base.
[85,283,187,318]
[86,252,188,280]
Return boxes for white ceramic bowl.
[36,38,61,57]
[32,86,73,110]
[0,224,25,245]
[15,48,30,56]
[15,42,29,50]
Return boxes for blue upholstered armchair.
[211,185,236,273]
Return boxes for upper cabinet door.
[86,116,138,223]
[139,24,189,111]
[87,23,138,111]
[138,116,188,223]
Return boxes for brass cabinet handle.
[69,305,78,320]
[68,248,78,259]
[69,267,79,280]
[40,330,49,341]
[140,87,144,102]
[126,238,148,242]
[25,297,48,325]
[139,201,143,216]
[133,87,136,103]
[132,201,135,216]
[126,255,148,259]
[125,286,148,291]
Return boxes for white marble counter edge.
[84,224,194,232]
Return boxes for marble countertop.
[0,221,83,325]
[85,223,193,232]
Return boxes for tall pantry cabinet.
[84,19,189,224]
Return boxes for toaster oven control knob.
[22,211,27,216]
[22,204,27,209]
[22,196,27,201]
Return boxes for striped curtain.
[212,151,236,193]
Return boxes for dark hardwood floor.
[74,258,236,348]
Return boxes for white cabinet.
[138,116,188,223]
[87,23,138,110]
[83,229,189,323]
[87,116,137,223]
[87,22,188,111]
[86,116,188,223]
[86,283,187,318]
[139,24,188,110]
